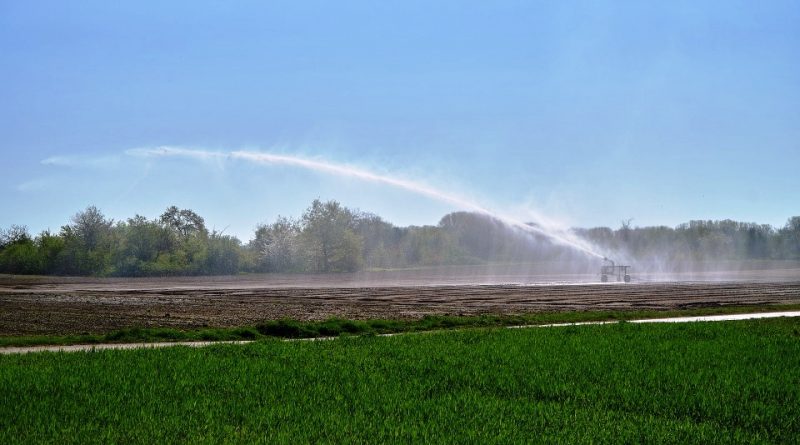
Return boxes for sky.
[1,1,798,242]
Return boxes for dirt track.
[2,267,799,335]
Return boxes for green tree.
[401,225,463,266]
[251,216,302,272]
[112,215,177,276]
[354,213,404,269]
[0,225,41,274]
[36,230,65,274]
[205,232,242,275]
[300,199,363,272]
[160,206,207,238]
[59,206,114,275]
[159,206,209,274]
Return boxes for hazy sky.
[2,1,798,241]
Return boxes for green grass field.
[2,318,799,444]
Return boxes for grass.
[2,303,800,347]
[1,318,799,443]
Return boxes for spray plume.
[127,146,605,259]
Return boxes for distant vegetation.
[576,217,800,266]
[1,200,798,276]
[2,318,798,443]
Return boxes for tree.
[58,206,114,275]
[112,215,176,276]
[300,199,363,272]
[252,216,302,272]
[70,206,113,250]
[0,225,32,248]
[401,225,462,266]
[160,206,207,238]
[779,216,800,259]
[745,225,771,259]
[36,230,65,274]
[619,218,634,244]
[0,225,41,274]
[205,232,242,275]
[354,213,404,268]
[159,206,209,274]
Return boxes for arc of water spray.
[127,146,604,259]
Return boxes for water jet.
[127,146,608,260]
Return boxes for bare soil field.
[1,264,799,335]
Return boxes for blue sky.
[1,1,798,241]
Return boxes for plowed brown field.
[2,265,799,335]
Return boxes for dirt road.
[2,268,799,335]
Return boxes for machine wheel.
[601,275,608,283]
[624,275,631,283]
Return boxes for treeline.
[576,218,800,263]
[0,206,242,276]
[1,200,799,276]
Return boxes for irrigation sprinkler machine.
[601,257,631,283]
